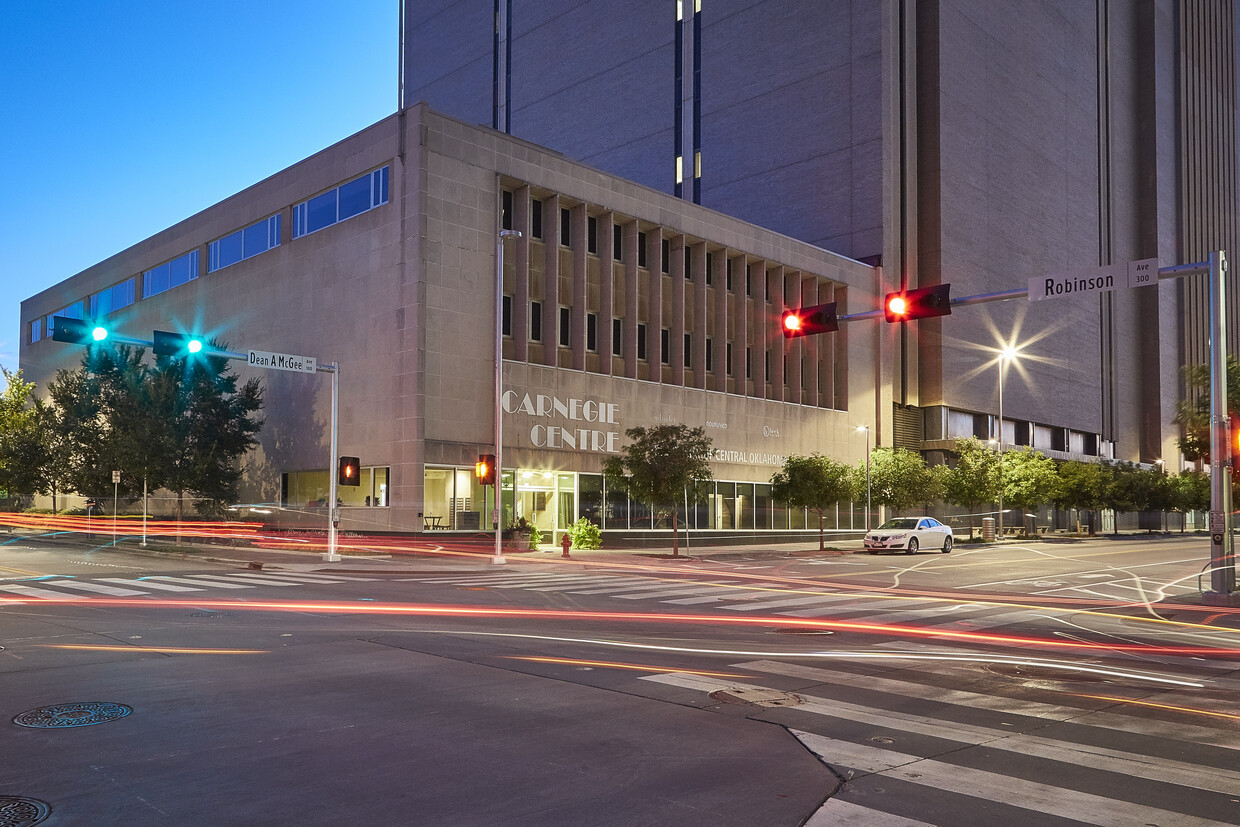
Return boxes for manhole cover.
[709,687,804,707]
[13,702,132,729]
[189,610,232,618]
[0,796,50,827]
[985,663,1108,683]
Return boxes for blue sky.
[0,1,398,376]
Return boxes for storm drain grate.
[0,796,50,827]
[13,702,132,729]
[709,687,804,708]
[189,609,233,618]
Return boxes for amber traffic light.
[475,454,497,486]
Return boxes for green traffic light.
[91,326,109,342]
[187,339,203,354]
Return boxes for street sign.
[1028,258,1158,302]
[247,349,317,374]
[112,470,121,484]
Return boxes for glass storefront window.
[754,483,771,529]
[579,474,603,527]
[285,466,389,509]
[736,483,754,530]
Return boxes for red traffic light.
[781,302,838,338]
[883,283,952,322]
[338,456,361,486]
[476,454,497,485]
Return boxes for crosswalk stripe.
[734,660,1240,772]
[611,585,738,599]
[723,594,847,612]
[0,583,80,600]
[181,574,300,586]
[37,580,148,596]
[100,578,203,592]
[529,577,660,592]
[804,800,933,827]
[661,589,785,604]
[792,730,1223,827]
[147,576,253,589]
[241,572,375,583]
[775,597,935,618]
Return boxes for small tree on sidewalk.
[770,453,854,551]
[603,424,713,557]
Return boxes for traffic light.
[781,302,838,338]
[883,283,953,322]
[338,456,361,486]
[51,316,109,345]
[1231,415,1240,480]
[475,454,497,486]
[152,329,205,356]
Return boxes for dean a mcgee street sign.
[248,349,317,374]
[1029,258,1158,302]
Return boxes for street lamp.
[995,345,1019,537]
[856,425,871,531]
[494,229,522,565]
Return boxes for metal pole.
[141,476,147,547]
[864,426,871,531]
[997,356,1005,538]
[112,480,118,545]
[323,362,341,562]
[494,230,521,565]
[1205,251,1239,604]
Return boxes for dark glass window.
[579,474,603,527]
[705,338,713,372]
[612,318,622,355]
[337,175,374,221]
[210,214,281,272]
[502,190,513,230]
[502,295,512,337]
[559,306,570,347]
[638,232,648,267]
[661,239,670,273]
[530,301,542,341]
[90,278,136,317]
[293,166,388,238]
[587,216,598,253]
[531,199,543,238]
[661,328,670,364]
[303,190,338,235]
[613,224,623,261]
[587,313,598,351]
[143,250,199,299]
[726,258,733,291]
[684,247,692,279]
[684,333,692,367]
[705,252,713,285]
[637,323,647,360]
[726,342,732,375]
[560,208,571,246]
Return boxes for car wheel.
[905,538,918,554]
[942,536,952,554]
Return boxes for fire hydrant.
[560,533,572,558]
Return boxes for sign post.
[112,470,120,544]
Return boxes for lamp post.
[857,425,871,531]
[995,345,1018,538]
[494,229,522,565]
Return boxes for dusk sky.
[1,1,398,375]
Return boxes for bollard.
[561,533,572,558]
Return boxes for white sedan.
[864,517,953,554]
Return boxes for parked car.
[864,517,953,554]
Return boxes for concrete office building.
[20,106,880,542]
[405,0,1240,467]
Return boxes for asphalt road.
[1,533,1238,826]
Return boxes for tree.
[1174,355,1240,460]
[1099,461,1144,535]
[1051,460,1107,533]
[1170,470,1210,532]
[864,447,934,514]
[0,369,52,508]
[999,446,1059,534]
[46,343,264,519]
[942,437,999,537]
[603,424,713,556]
[770,453,854,550]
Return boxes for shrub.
[568,518,602,550]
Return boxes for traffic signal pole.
[325,362,340,562]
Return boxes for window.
[684,247,692,279]
[705,338,713,372]
[684,333,692,367]
[746,347,752,380]
[502,190,513,230]
[587,216,597,254]
[559,306,570,347]
[531,199,543,238]
[90,278,136,317]
[45,301,84,337]
[612,318,622,356]
[726,342,732,375]
[638,232,648,267]
[661,328,670,364]
[726,258,733,291]
[560,208,571,246]
[705,252,713,285]
[637,323,647,360]
[292,166,389,238]
[29,318,41,344]
[209,214,281,272]
[746,271,752,296]
[530,301,542,341]
[143,250,199,299]
[613,225,623,261]
[502,295,512,337]
[661,239,670,273]
[586,313,598,351]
